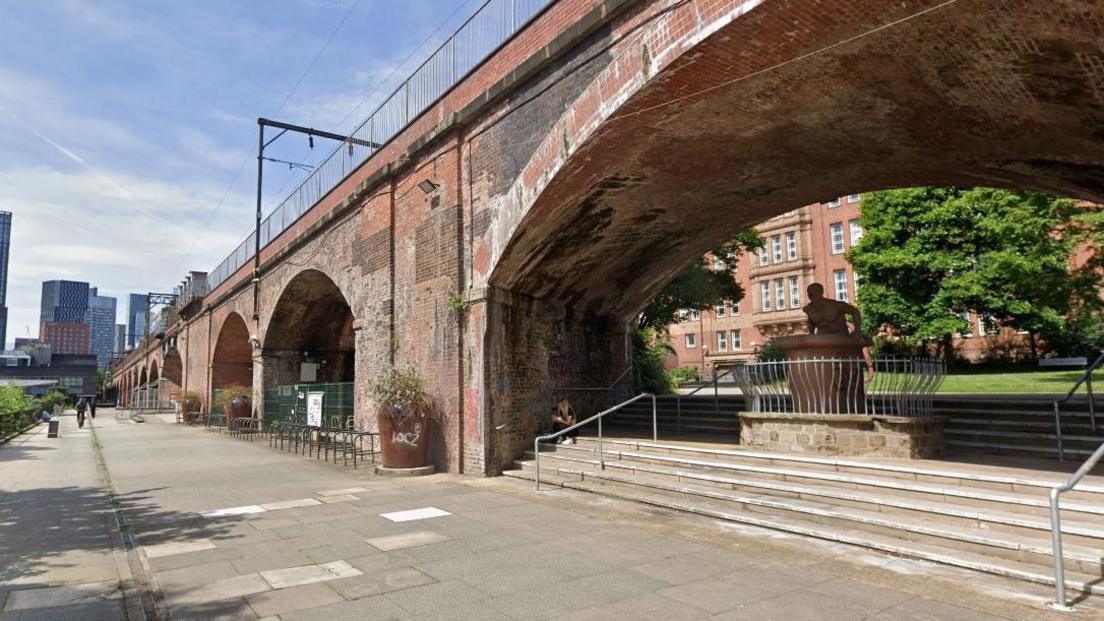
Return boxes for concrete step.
[946,428,1104,445]
[502,467,1104,596]
[520,449,1104,546]
[947,418,1102,433]
[568,437,1104,505]
[515,457,1104,574]
[934,406,1100,417]
[947,440,1096,460]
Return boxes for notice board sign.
[306,392,324,427]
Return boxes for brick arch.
[212,312,253,392]
[148,360,159,383]
[262,268,355,385]
[162,349,183,387]
[485,0,1104,320]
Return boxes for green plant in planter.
[180,391,203,420]
[216,385,252,416]
[372,367,440,469]
[371,367,437,422]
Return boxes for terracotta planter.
[378,414,431,468]
[227,396,252,421]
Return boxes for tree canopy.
[849,187,1101,358]
[638,229,762,332]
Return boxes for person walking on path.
[88,398,97,419]
[76,398,86,429]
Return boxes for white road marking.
[379,507,451,523]
[200,505,266,518]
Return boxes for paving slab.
[3,581,121,611]
[556,592,709,621]
[142,539,217,559]
[259,560,361,589]
[258,498,321,511]
[280,594,406,620]
[316,487,369,497]
[301,541,381,564]
[383,578,489,615]
[45,563,119,586]
[366,530,451,551]
[326,566,436,599]
[244,582,344,617]
[166,572,271,607]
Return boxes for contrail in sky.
[0,101,135,201]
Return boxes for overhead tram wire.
[259,0,479,216]
[166,0,364,284]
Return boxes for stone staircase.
[504,436,1104,597]
[936,396,1104,460]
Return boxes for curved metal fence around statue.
[733,357,946,417]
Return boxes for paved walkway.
[1,410,1101,620]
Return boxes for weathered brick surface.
[112,0,1104,474]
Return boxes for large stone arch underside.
[488,0,1104,322]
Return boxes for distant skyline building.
[88,288,117,369]
[40,280,89,324]
[40,280,91,355]
[127,293,147,349]
[0,212,10,349]
[115,324,126,354]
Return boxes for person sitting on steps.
[553,399,578,445]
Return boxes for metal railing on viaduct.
[208,0,555,291]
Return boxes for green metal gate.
[260,382,354,428]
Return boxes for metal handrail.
[1048,438,1104,610]
[1051,352,1103,462]
[676,367,735,432]
[549,366,633,394]
[533,392,655,491]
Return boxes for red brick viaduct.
[111,0,1104,475]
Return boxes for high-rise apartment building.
[0,212,11,348]
[40,280,91,355]
[127,293,148,349]
[88,288,117,369]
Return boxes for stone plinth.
[739,412,946,459]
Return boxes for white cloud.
[0,165,248,344]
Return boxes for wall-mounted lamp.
[417,179,439,195]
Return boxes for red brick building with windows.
[41,321,91,355]
[667,194,1030,373]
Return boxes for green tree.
[849,187,1093,359]
[37,389,72,411]
[0,385,34,414]
[631,328,674,394]
[638,229,762,332]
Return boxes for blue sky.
[0,0,471,346]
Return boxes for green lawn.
[937,369,1104,394]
